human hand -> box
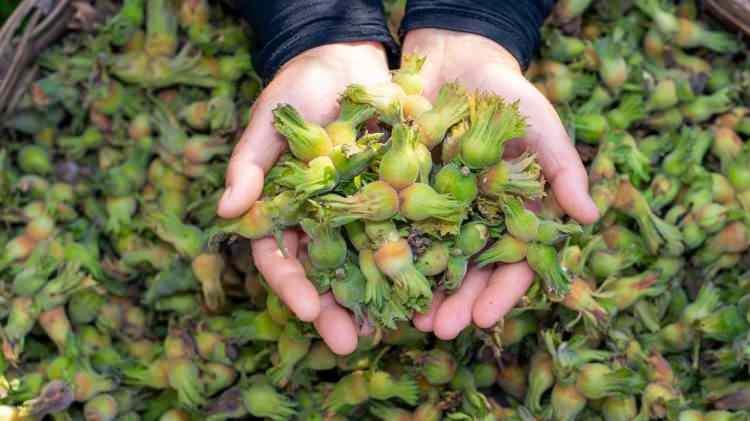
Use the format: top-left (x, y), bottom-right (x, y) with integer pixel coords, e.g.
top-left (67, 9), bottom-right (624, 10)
top-left (217, 42), bottom-right (392, 355)
top-left (403, 28), bottom-right (600, 340)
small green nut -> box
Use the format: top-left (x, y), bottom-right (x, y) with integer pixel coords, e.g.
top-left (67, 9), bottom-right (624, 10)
top-left (456, 222), bottom-right (489, 256)
top-left (416, 241), bottom-right (451, 276)
top-left (434, 163), bottom-right (478, 203)
top-left (18, 145), bottom-right (52, 175)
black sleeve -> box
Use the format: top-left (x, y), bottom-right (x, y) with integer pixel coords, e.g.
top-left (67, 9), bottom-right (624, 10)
top-left (235, 0), bottom-right (398, 80)
top-left (401, 0), bottom-right (554, 70)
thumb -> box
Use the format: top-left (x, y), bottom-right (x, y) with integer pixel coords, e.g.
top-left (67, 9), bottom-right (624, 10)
top-left (217, 101), bottom-right (287, 219)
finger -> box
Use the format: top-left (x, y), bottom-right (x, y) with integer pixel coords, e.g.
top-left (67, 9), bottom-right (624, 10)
top-left (251, 231), bottom-right (320, 322)
top-left (315, 293), bottom-right (358, 355)
top-left (217, 96), bottom-right (290, 218)
top-left (472, 262), bottom-right (534, 328)
top-left (413, 291), bottom-right (446, 332)
top-left (434, 266), bottom-right (492, 340)
top-left (518, 92), bottom-right (599, 224)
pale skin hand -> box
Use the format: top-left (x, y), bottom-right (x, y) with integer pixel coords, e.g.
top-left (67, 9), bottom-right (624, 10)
top-left (218, 31), bottom-right (600, 353)
top-left (405, 28), bottom-right (600, 340)
top-left (217, 42), bottom-right (392, 355)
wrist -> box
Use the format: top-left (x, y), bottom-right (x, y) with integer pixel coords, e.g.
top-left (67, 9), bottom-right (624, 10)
top-left (403, 29), bottom-right (522, 74)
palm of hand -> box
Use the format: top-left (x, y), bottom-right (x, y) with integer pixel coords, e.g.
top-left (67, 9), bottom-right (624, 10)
top-left (219, 42), bottom-right (392, 219)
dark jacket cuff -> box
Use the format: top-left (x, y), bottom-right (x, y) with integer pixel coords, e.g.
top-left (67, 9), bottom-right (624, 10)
top-left (236, 0), bottom-right (398, 80)
top-left (400, 0), bottom-right (553, 70)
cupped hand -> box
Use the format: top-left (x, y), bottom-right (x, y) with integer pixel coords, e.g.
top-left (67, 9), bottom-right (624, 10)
top-left (217, 42), bottom-right (392, 355)
top-left (404, 29), bottom-right (600, 340)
